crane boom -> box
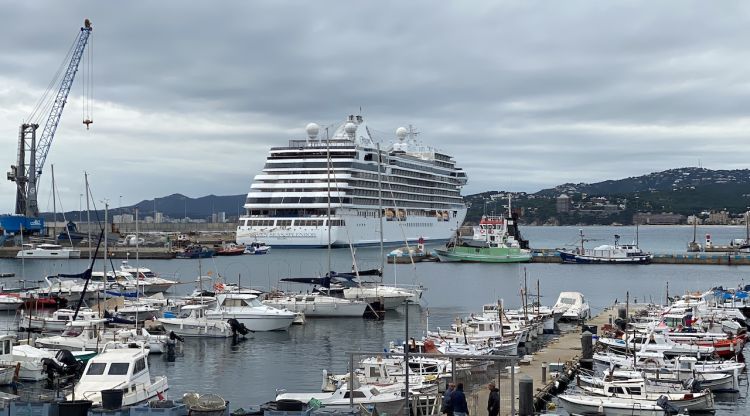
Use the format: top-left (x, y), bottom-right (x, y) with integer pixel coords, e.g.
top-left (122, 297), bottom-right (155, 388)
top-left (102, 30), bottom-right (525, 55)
top-left (7, 19), bottom-right (92, 218)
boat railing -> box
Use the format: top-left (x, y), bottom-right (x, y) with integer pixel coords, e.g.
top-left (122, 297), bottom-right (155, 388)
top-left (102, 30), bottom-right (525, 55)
top-left (286, 139), bottom-right (355, 148)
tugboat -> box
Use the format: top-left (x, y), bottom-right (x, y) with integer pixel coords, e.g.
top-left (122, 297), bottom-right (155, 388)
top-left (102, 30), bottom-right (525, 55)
top-left (558, 230), bottom-right (652, 264)
top-left (434, 198), bottom-right (531, 263)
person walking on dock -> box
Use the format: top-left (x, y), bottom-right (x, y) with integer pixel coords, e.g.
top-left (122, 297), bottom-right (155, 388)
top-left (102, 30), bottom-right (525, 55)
top-left (487, 383), bottom-right (500, 416)
top-left (452, 383), bottom-right (469, 416)
top-left (441, 382), bottom-right (455, 416)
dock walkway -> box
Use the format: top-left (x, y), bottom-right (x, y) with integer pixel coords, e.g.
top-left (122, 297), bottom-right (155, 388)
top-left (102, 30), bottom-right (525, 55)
top-left (465, 303), bottom-right (646, 416)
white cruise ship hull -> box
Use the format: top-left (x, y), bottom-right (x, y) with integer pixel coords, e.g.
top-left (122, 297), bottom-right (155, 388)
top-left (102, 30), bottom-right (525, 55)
top-left (237, 208), bottom-right (466, 248)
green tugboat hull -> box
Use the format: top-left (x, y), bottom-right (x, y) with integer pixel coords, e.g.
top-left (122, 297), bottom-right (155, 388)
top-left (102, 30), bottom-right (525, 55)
top-left (434, 246), bottom-right (532, 263)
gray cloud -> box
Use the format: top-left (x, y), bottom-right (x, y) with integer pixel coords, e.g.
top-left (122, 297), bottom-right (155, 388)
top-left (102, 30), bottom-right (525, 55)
top-left (2, 1), bottom-right (750, 212)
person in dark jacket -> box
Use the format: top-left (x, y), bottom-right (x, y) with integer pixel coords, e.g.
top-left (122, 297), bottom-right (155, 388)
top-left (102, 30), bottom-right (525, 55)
top-left (441, 382), bottom-right (455, 415)
top-left (452, 383), bottom-right (469, 416)
top-left (487, 383), bottom-right (500, 416)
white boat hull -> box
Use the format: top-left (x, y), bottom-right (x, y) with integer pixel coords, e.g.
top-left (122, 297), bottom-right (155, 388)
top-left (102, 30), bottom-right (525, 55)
top-left (206, 312), bottom-right (294, 331)
top-left (263, 299), bottom-right (366, 317)
top-left (158, 318), bottom-right (233, 338)
top-left (237, 207), bottom-right (467, 248)
top-left (16, 249), bottom-right (81, 259)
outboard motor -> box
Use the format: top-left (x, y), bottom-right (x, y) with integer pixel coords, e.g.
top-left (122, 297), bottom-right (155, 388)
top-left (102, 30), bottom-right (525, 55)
top-left (42, 349), bottom-right (84, 387)
top-left (166, 331), bottom-right (184, 362)
top-left (656, 395), bottom-right (680, 414)
top-left (228, 318), bottom-right (250, 337)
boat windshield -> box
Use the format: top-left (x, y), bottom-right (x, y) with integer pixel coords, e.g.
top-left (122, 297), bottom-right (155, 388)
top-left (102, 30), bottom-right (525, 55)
top-left (62, 326), bottom-right (83, 337)
top-left (87, 363), bottom-right (106, 375)
top-left (560, 298), bottom-right (576, 305)
top-left (108, 363), bottom-right (130, 375)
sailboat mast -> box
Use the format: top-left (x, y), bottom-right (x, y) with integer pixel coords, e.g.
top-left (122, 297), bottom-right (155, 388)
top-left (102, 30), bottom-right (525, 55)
top-left (377, 142), bottom-right (384, 280)
top-left (51, 164), bottom-right (57, 241)
top-left (103, 202), bottom-right (108, 292)
top-left (85, 173), bottom-right (92, 261)
top-left (135, 207), bottom-right (140, 328)
top-left (523, 268), bottom-right (528, 322)
top-left (326, 127), bottom-right (332, 275)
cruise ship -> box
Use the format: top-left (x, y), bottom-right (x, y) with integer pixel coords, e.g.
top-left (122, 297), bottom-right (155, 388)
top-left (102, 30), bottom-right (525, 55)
top-left (236, 115), bottom-right (468, 247)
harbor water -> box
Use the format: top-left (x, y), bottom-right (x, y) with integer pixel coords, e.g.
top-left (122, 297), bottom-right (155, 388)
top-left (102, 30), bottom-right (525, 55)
top-left (0, 225), bottom-right (748, 414)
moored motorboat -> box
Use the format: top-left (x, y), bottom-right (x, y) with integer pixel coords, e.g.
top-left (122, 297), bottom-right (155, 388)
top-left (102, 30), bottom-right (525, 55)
top-left (205, 293), bottom-right (295, 331)
top-left (553, 292), bottom-right (590, 322)
top-left (158, 304), bottom-right (234, 338)
top-left (558, 230), bottom-right (652, 264)
top-left (16, 243), bottom-right (81, 259)
top-left (244, 241), bottom-right (270, 255)
top-left (262, 293), bottom-right (367, 317)
top-left (175, 245), bottom-right (214, 259)
top-left (68, 342), bottom-right (168, 407)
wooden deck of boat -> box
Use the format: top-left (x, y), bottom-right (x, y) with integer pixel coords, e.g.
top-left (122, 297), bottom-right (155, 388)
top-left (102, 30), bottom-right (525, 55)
top-left (463, 303), bottom-right (648, 416)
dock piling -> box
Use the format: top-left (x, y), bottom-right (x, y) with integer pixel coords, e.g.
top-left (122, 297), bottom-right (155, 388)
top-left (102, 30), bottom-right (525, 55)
top-left (541, 362), bottom-right (547, 384)
top-left (518, 375), bottom-right (533, 416)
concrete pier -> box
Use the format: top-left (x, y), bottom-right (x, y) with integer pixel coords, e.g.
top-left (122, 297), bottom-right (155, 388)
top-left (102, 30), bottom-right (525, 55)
top-left (463, 303), bottom-right (648, 416)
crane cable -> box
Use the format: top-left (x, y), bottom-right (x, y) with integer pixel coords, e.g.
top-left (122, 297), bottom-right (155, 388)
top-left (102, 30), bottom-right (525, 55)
top-left (28, 31), bottom-right (80, 125)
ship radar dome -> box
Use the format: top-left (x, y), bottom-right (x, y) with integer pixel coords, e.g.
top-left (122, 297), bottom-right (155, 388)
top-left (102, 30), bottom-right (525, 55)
top-left (306, 123), bottom-right (320, 140)
top-left (344, 122), bottom-right (357, 136)
top-left (396, 127), bottom-right (408, 140)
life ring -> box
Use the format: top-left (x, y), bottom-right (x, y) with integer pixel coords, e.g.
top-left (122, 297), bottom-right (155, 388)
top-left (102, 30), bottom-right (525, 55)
top-left (489, 229), bottom-right (494, 234)
top-left (480, 230), bottom-right (486, 234)
top-left (214, 283), bottom-right (225, 292)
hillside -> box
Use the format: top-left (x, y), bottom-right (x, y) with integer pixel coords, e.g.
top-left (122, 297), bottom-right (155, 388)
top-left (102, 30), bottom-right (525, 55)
top-left (42, 167), bottom-right (750, 226)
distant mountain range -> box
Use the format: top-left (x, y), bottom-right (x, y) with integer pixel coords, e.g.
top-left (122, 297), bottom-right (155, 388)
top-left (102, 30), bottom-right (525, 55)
top-left (43, 167), bottom-right (750, 225)
top-left (129, 193), bottom-right (246, 220)
top-left (536, 167), bottom-right (750, 197)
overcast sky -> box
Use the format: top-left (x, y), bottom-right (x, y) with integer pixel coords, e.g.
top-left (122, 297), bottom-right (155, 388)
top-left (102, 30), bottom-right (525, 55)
top-left (2, 1), bottom-right (750, 213)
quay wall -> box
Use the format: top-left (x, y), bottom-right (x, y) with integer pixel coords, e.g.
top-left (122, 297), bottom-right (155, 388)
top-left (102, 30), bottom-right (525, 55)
top-left (530, 249), bottom-right (750, 265)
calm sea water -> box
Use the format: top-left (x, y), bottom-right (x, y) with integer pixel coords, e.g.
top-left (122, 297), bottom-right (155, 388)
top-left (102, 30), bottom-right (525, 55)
top-left (0, 225), bottom-right (748, 414)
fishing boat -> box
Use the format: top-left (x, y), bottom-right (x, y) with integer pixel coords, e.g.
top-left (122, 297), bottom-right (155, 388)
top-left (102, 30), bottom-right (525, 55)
top-left (434, 204), bottom-right (531, 263)
top-left (387, 238), bottom-right (430, 264)
top-left (35, 320), bottom-right (167, 354)
top-left (262, 293), bottom-right (367, 318)
top-left (558, 390), bottom-right (714, 415)
top-left (158, 304), bottom-right (234, 338)
top-left (69, 343), bottom-right (168, 407)
top-left (276, 382), bottom-right (405, 414)
top-left (16, 243), bottom-right (81, 259)
top-left (244, 241), bottom-right (271, 255)
top-left (19, 308), bottom-right (100, 332)
top-left (215, 243), bottom-right (246, 256)
top-left (175, 245), bottom-right (214, 259)
top-left (119, 262), bottom-right (177, 293)
top-left (558, 230), bottom-right (652, 264)
top-left (552, 292), bottom-right (590, 322)
top-left (4, 343), bottom-right (93, 382)
top-left (205, 293), bottom-right (296, 331)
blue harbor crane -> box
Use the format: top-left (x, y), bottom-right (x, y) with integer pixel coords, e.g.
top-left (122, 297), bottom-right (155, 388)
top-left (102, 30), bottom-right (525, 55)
top-left (3, 19), bottom-right (93, 235)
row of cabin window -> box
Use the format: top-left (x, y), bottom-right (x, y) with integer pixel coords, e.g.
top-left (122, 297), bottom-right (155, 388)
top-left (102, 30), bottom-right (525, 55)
top-left (86, 358), bottom-right (146, 376)
top-left (242, 219), bottom-right (345, 227)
